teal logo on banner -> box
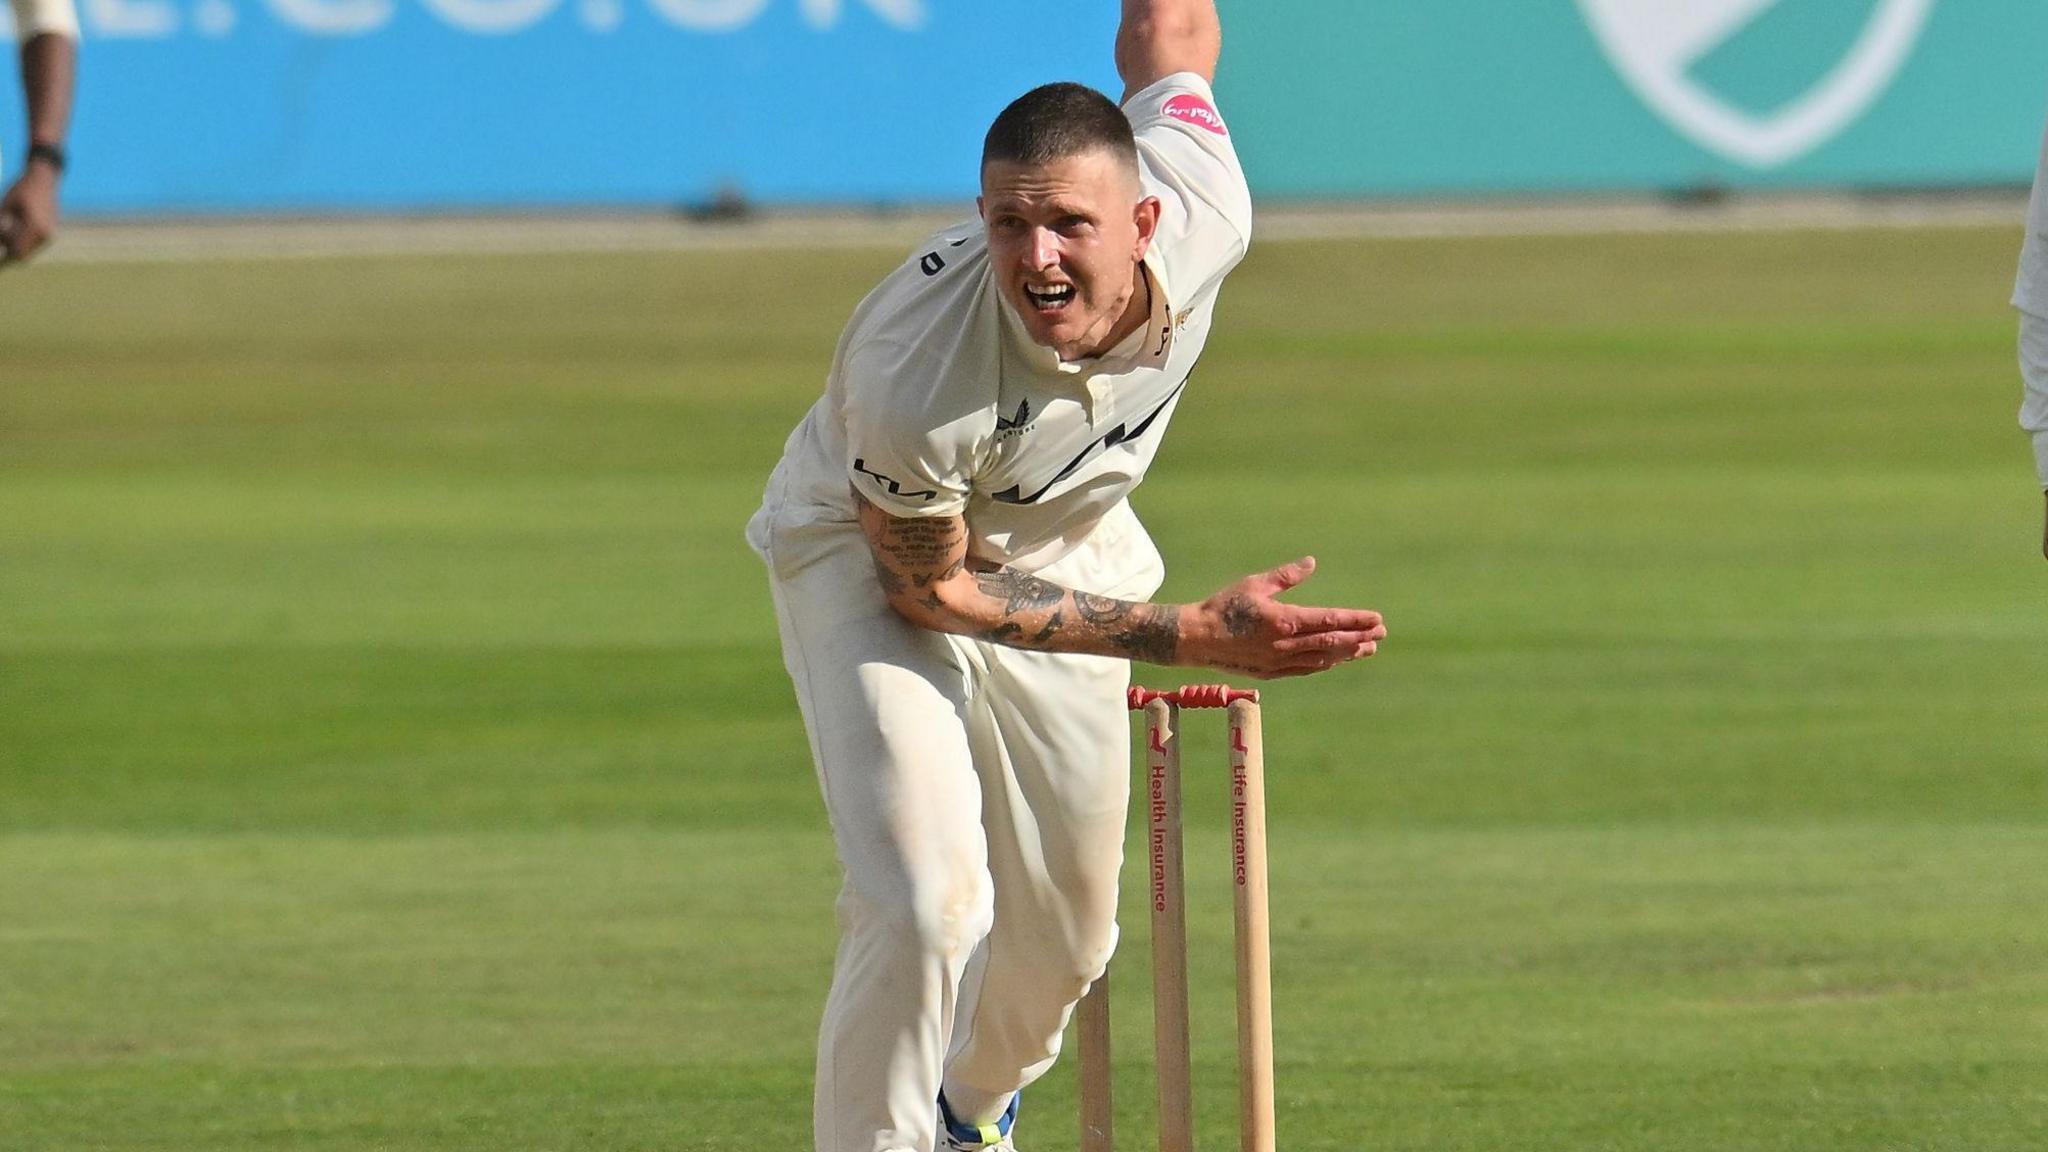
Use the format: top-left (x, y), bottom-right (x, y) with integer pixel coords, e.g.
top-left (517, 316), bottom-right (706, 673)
top-left (1577, 0), bottom-right (1934, 167)
top-left (1220, 1), bottom-right (2046, 199)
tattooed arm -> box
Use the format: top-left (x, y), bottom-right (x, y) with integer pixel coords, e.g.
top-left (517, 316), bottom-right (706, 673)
top-left (855, 489), bottom-right (1386, 677)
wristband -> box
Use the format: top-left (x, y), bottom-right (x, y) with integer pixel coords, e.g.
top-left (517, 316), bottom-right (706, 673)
top-left (26, 141), bottom-right (66, 174)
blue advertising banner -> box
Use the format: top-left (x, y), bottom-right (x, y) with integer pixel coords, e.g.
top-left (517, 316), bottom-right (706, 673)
top-left (4, 0), bottom-right (2047, 212)
top-left (2, 1), bottom-right (1121, 212)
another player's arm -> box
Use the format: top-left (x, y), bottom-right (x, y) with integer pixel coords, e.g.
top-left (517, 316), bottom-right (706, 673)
top-left (855, 491), bottom-right (1383, 677)
top-left (2, 0), bottom-right (79, 263)
top-left (1115, 0), bottom-right (1221, 101)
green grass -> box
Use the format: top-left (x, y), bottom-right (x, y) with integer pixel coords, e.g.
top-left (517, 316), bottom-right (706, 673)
top-left (2, 226), bottom-right (2045, 1149)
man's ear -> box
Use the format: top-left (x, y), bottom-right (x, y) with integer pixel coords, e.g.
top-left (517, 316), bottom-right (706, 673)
top-left (976, 195), bottom-right (987, 222)
top-left (1133, 195), bottom-right (1162, 260)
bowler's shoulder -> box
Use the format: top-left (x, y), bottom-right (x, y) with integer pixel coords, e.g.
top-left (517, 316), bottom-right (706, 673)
top-left (1124, 72), bottom-right (1252, 246)
top-left (846, 221), bottom-right (993, 350)
top-left (837, 221), bottom-right (1004, 423)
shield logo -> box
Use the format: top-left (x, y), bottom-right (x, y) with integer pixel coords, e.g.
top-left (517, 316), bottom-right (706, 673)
top-left (1576, 0), bottom-right (1934, 168)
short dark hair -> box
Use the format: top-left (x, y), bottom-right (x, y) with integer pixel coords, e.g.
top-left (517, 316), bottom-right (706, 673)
top-left (982, 82), bottom-right (1139, 176)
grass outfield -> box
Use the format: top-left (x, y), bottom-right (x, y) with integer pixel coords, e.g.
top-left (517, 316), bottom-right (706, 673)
top-left (3, 225), bottom-right (2046, 1150)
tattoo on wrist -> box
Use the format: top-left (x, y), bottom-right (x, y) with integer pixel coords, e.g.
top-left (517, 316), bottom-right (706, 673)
top-left (1109, 603), bottom-right (1179, 664)
top-left (1073, 592), bottom-right (1176, 660)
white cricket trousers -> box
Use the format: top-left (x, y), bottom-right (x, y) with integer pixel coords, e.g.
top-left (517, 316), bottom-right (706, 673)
top-left (758, 509), bottom-right (1161, 1152)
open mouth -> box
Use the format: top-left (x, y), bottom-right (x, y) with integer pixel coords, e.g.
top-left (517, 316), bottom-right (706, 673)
top-left (1023, 283), bottom-right (1076, 313)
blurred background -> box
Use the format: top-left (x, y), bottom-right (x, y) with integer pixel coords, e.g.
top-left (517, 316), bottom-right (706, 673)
top-left (8, 0), bottom-right (2047, 213)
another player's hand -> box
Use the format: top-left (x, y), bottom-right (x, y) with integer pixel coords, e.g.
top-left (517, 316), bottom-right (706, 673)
top-left (1182, 556), bottom-right (1385, 679)
top-left (0, 165), bottom-right (61, 265)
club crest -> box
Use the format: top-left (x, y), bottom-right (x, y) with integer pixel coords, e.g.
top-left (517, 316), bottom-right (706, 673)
top-left (1576, 0), bottom-right (1934, 168)
top-left (994, 398), bottom-right (1034, 441)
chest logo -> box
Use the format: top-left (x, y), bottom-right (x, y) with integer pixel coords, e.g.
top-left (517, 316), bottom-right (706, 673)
top-left (989, 373), bottom-right (1192, 506)
top-left (993, 398), bottom-right (1035, 441)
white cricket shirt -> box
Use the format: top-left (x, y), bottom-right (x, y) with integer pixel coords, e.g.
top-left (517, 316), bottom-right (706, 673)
top-left (749, 72), bottom-right (1252, 585)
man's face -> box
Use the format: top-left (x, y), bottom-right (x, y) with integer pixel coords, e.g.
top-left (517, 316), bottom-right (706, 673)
top-left (979, 148), bottom-right (1160, 360)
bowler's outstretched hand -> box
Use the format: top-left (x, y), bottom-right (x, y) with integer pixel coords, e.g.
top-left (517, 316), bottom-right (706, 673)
top-left (1182, 556), bottom-right (1385, 680)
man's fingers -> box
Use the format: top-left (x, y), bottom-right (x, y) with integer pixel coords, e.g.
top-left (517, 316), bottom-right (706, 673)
top-left (1248, 554), bottom-right (1315, 596)
top-left (1272, 629), bottom-right (1383, 655)
top-left (1262, 640), bottom-right (1377, 678)
top-left (1265, 650), bottom-right (1370, 678)
top-left (1277, 554), bottom-right (1315, 589)
top-left (1276, 606), bottom-right (1384, 635)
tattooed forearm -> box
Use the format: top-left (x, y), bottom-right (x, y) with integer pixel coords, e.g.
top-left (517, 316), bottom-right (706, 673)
top-left (855, 490), bottom-right (1182, 663)
top-left (1108, 603), bottom-right (1179, 664)
top-left (1066, 590), bottom-right (1179, 661)
top-left (974, 569), bottom-right (1066, 616)
top-left (1073, 591), bottom-right (1134, 626)
top-left (979, 622), bottom-right (1025, 645)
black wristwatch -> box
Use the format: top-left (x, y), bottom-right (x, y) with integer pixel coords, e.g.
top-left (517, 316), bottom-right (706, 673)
top-left (26, 141), bottom-right (66, 175)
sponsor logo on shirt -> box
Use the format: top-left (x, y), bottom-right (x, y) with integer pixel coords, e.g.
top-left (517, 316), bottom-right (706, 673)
top-left (1162, 93), bottom-right (1227, 136)
top-left (852, 458), bottom-right (936, 502)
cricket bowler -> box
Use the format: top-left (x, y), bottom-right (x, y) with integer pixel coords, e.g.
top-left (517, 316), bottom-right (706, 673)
top-left (746, 2), bottom-right (1387, 1148)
